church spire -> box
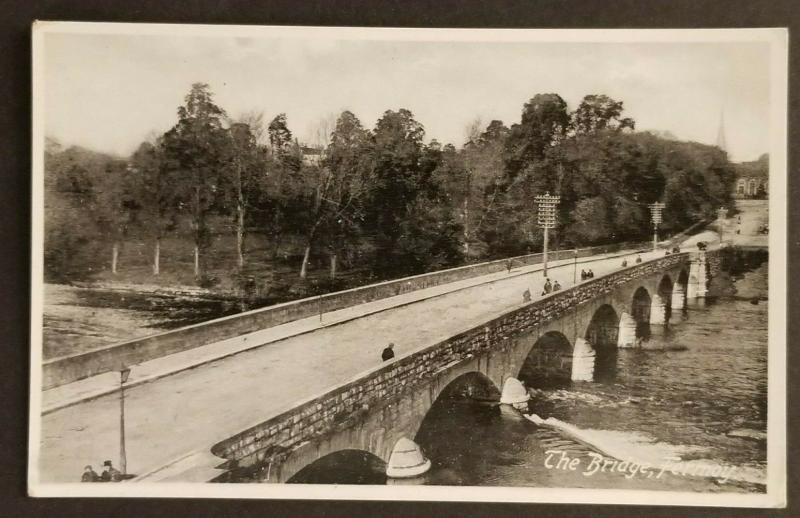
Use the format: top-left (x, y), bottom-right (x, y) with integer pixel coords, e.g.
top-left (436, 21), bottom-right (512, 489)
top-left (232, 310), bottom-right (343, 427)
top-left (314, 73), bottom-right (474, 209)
top-left (716, 109), bottom-right (727, 152)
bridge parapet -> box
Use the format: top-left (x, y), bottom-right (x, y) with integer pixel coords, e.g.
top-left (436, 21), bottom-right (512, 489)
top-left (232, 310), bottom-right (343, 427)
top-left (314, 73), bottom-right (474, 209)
top-left (43, 242), bottom-right (651, 389)
top-left (209, 252), bottom-right (691, 478)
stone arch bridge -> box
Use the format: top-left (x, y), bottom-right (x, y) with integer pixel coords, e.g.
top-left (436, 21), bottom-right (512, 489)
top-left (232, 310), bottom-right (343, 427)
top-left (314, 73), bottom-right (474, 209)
top-left (201, 251), bottom-right (717, 483)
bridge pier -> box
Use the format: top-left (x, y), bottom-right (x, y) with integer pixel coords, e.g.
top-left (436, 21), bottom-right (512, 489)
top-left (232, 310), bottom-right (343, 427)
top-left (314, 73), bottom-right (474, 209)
top-left (671, 285), bottom-right (686, 310)
top-left (571, 338), bottom-right (595, 381)
top-left (649, 293), bottom-right (668, 334)
top-left (500, 377), bottom-right (530, 410)
top-left (386, 437), bottom-right (431, 479)
top-left (687, 254), bottom-right (708, 299)
top-left (617, 312), bottom-right (637, 348)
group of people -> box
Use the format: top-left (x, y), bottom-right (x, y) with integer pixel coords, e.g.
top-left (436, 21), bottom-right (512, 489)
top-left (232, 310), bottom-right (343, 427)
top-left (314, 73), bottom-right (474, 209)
top-left (81, 460), bottom-right (122, 482)
top-left (579, 269), bottom-right (595, 281)
top-left (622, 255), bottom-right (644, 267)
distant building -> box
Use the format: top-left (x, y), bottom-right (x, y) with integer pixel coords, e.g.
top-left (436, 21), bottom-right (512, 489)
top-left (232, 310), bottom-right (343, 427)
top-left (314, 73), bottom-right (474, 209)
top-left (300, 146), bottom-right (324, 166)
top-left (733, 154), bottom-right (769, 199)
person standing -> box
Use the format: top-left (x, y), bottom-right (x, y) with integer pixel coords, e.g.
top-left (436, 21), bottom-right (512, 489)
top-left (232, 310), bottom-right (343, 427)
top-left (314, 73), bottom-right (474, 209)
top-left (553, 280), bottom-right (561, 291)
top-left (381, 343), bottom-right (395, 362)
top-left (543, 278), bottom-right (553, 294)
top-left (523, 288), bottom-right (531, 302)
top-left (81, 465), bottom-right (99, 482)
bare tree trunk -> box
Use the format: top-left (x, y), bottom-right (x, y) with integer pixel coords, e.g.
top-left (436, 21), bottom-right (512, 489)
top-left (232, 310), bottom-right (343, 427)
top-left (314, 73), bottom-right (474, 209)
top-left (236, 203), bottom-right (245, 270)
top-left (463, 175), bottom-right (470, 256)
top-left (111, 243), bottom-right (119, 274)
top-left (330, 252), bottom-right (337, 279)
top-left (300, 244), bottom-right (311, 279)
top-left (194, 244), bottom-right (200, 277)
top-left (153, 238), bottom-right (160, 275)
top-left (236, 159), bottom-right (245, 270)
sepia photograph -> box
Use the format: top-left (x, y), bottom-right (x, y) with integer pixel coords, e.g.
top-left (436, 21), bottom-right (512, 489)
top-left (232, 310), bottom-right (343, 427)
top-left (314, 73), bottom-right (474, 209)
top-left (29, 23), bottom-right (787, 506)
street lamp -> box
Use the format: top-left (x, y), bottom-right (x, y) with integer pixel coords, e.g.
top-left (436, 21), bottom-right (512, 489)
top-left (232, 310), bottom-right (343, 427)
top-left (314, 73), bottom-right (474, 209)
top-left (119, 367), bottom-right (131, 476)
top-left (648, 202), bottom-right (665, 251)
top-left (717, 207), bottom-right (729, 246)
top-left (534, 192), bottom-right (560, 276)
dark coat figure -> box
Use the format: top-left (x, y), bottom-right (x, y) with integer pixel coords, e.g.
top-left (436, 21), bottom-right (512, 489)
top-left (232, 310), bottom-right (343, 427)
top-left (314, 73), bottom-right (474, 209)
top-left (81, 465), bottom-right (99, 482)
top-left (588, 270), bottom-right (594, 278)
top-left (553, 280), bottom-right (561, 291)
top-left (522, 288), bottom-right (531, 302)
top-left (621, 259), bottom-right (628, 267)
top-left (580, 269), bottom-right (587, 280)
top-left (543, 278), bottom-right (553, 294)
top-left (381, 343), bottom-right (395, 362)
top-left (100, 460), bottom-right (122, 482)
top-left (506, 260), bottom-right (513, 274)
top-left (635, 255), bottom-right (642, 264)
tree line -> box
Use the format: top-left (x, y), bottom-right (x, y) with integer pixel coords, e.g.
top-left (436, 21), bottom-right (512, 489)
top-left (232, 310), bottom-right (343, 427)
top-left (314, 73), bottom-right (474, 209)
top-left (44, 84), bottom-right (736, 293)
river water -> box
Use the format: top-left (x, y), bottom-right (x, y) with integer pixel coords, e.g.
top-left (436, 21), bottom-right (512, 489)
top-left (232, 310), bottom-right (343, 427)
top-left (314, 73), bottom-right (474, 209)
top-left (414, 264), bottom-right (768, 493)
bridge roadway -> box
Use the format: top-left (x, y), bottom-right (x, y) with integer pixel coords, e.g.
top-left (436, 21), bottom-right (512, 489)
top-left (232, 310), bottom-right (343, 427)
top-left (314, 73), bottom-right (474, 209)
top-left (36, 244), bottom-right (703, 483)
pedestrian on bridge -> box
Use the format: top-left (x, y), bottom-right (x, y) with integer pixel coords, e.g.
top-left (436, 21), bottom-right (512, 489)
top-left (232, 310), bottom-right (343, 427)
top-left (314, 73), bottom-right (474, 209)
top-left (81, 465), bottom-right (99, 482)
top-left (100, 460), bottom-right (122, 482)
top-left (506, 260), bottom-right (513, 274)
top-left (621, 259), bottom-right (628, 267)
top-left (522, 288), bottom-right (531, 302)
top-left (636, 255), bottom-right (642, 264)
top-left (580, 269), bottom-right (587, 281)
top-left (553, 280), bottom-right (562, 292)
top-left (587, 269), bottom-right (594, 278)
top-left (382, 343), bottom-right (395, 362)
top-left (542, 278), bottom-right (553, 295)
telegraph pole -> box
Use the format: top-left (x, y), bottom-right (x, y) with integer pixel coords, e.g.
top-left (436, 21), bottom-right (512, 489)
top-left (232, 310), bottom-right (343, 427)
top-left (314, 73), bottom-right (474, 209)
top-left (648, 202), bottom-right (665, 251)
top-left (717, 206), bottom-right (729, 246)
top-left (535, 192), bottom-right (560, 276)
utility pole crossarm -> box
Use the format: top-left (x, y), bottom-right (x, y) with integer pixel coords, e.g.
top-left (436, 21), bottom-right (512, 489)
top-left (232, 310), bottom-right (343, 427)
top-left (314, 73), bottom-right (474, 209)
top-left (534, 192), bottom-right (560, 276)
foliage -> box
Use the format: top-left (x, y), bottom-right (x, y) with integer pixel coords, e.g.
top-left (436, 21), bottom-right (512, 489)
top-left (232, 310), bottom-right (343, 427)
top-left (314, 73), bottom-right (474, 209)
top-left (42, 85), bottom-right (739, 295)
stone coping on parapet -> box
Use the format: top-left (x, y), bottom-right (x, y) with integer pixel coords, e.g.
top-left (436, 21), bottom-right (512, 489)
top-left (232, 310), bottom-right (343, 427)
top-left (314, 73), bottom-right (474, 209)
top-left (42, 246), bottom-right (652, 415)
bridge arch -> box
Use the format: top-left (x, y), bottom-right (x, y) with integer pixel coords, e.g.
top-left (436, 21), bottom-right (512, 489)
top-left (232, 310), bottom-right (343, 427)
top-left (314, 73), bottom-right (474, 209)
top-left (518, 331), bottom-right (573, 389)
top-left (584, 304), bottom-right (619, 382)
top-left (286, 449), bottom-right (387, 484)
top-left (430, 371), bottom-right (501, 403)
top-left (631, 286), bottom-right (651, 338)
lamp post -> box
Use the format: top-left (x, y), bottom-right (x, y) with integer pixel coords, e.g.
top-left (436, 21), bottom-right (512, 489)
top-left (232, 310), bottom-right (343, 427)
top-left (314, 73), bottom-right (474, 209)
top-left (717, 207), bottom-right (729, 246)
top-left (534, 192), bottom-right (560, 276)
top-left (648, 202), bottom-right (665, 251)
top-left (119, 367), bottom-right (131, 476)
top-left (573, 247), bottom-right (578, 284)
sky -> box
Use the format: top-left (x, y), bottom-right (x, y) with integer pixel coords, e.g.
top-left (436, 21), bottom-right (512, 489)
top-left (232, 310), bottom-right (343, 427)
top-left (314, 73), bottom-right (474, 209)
top-left (41, 29), bottom-right (772, 162)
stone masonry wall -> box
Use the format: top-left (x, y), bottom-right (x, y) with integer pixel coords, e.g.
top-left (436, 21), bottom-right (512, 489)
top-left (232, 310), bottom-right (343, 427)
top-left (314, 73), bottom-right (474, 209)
top-left (210, 253), bottom-right (689, 470)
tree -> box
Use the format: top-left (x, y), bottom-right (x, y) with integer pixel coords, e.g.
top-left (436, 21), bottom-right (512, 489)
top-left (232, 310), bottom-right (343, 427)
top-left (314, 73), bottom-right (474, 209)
top-left (365, 109), bottom-right (427, 273)
top-left (572, 94), bottom-right (635, 134)
top-left (226, 122), bottom-right (263, 270)
top-left (162, 82), bottom-right (230, 279)
top-left (312, 110), bottom-right (373, 279)
top-left (457, 120), bottom-right (510, 257)
top-left (504, 93), bottom-right (571, 180)
top-left (129, 139), bottom-right (170, 275)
